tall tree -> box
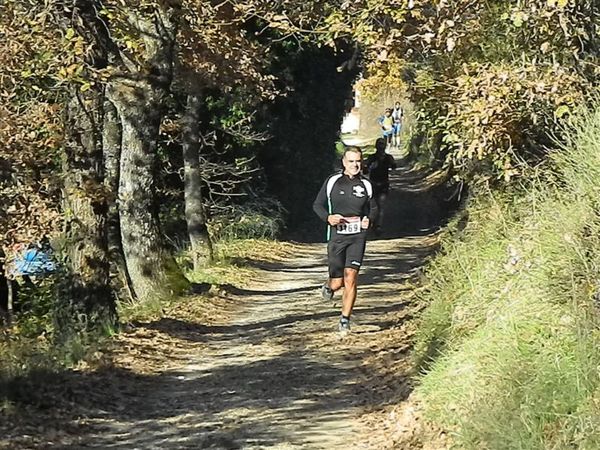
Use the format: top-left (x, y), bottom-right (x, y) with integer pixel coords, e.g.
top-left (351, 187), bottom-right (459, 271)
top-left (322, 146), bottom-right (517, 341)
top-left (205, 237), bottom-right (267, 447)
top-left (102, 98), bottom-right (136, 301)
top-left (105, 4), bottom-right (190, 301)
top-left (182, 93), bottom-right (213, 269)
top-left (56, 86), bottom-right (115, 333)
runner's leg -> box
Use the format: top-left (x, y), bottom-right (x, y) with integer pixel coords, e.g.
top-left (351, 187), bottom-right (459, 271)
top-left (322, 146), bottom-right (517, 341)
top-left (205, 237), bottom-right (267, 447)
top-left (341, 267), bottom-right (359, 317)
top-left (340, 236), bottom-right (366, 317)
top-left (329, 277), bottom-right (344, 291)
top-left (327, 238), bottom-right (347, 293)
top-left (385, 131), bottom-right (392, 152)
top-left (376, 190), bottom-right (388, 229)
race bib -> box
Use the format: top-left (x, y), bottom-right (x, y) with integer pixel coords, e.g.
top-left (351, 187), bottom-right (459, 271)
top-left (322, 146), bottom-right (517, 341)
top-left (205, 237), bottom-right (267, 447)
top-left (336, 216), bottom-right (361, 235)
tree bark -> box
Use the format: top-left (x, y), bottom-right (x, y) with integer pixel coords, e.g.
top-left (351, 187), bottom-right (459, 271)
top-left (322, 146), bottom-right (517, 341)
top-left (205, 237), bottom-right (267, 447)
top-left (102, 98), bottom-right (136, 301)
top-left (108, 79), bottom-right (188, 301)
top-left (106, 8), bottom-right (188, 301)
top-left (0, 249), bottom-right (10, 324)
top-left (183, 93), bottom-right (214, 269)
top-left (57, 86), bottom-right (115, 334)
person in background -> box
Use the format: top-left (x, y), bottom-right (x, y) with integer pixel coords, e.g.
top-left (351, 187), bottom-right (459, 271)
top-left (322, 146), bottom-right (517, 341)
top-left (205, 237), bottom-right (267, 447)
top-left (391, 101), bottom-right (404, 148)
top-left (364, 137), bottom-right (397, 234)
top-left (377, 108), bottom-right (394, 149)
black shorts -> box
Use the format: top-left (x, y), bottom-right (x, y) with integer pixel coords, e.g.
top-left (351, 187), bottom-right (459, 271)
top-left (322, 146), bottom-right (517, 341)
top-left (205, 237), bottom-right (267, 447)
top-left (327, 233), bottom-right (367, 278)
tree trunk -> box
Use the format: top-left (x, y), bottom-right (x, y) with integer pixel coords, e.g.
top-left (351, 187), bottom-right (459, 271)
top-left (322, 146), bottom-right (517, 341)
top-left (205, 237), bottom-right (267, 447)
top-left (106, 7), bottom-right (188, 302)
top-left (0, 249), bottom-right (10, 324)
top-left (183, 93), bottom-right (214, 270)
top-left (102, 98), bottom-right (136, 301)
top-left (57, 86), bottom-right (115, 334)
top-left (108, 79), bottom-right (188, 301)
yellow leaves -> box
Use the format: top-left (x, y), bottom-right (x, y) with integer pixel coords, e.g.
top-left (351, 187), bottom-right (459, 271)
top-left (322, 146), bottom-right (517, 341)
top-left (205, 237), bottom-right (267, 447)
top-left (540, 42), bottom-right (551, 54)
top-left (502, 170), bottom-right (517, 183)
top-left (547, 0), bottom-right (569, 8)
top-left (64, 28), bottom-right (76, 41)
top-left (446, 37), bottom-right (456, 52)
top-left (554, 105), bottom-right (570, 120)
top-left (511, 11), bottom-right (529, 28)
top-left (432, 61), bottom-right (586, 182)
top-left (58, 64), bottom-right (83, 80)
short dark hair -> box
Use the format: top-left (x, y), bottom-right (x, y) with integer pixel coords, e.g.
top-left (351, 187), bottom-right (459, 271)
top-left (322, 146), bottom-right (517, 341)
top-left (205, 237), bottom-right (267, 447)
top-left (375, 138), bottom-right (386, 151)
top-left (343, 146), bottom-right (362, 158)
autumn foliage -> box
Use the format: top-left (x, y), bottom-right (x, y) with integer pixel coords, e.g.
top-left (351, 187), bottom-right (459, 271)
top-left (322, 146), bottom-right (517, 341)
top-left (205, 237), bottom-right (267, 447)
top-left (0, 1), bottom-right (65, 248)
top-left (323, 0), bottom-right (598, 181)
top-left (1, 0), bottom-right (597, 329)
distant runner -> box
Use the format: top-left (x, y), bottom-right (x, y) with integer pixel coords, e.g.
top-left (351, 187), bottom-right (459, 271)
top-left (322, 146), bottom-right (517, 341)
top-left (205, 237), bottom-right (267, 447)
top-left (313, 147), bottom-right (378, 335)
top-left (377, 108), bottom-right (394, 149)
top-left (364, 138), bottom-right (397, 234)
top-left (391, 101), bottom-right (404, 149)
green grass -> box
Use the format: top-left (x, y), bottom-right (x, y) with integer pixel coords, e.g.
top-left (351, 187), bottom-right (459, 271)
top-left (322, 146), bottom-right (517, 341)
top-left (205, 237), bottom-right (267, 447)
top-left (336, 137), bottom-right (377, 159)
top-left (414, 104), bottom-right (600, 449)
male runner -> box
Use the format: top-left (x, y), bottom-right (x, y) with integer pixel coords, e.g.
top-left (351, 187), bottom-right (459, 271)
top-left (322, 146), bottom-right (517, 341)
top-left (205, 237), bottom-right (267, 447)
top-left (391, 101), bottom-right (404, 148)
top-left (364, 138), bottom-right (397, 233)
top-left (313, 147), bottom-right (378, 335)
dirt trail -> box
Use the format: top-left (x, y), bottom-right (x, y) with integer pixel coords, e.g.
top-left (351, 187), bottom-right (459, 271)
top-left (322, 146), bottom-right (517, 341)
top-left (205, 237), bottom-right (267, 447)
top-left (80, 243), bottom-right (420, 449)
top-left (2, 147), bottom-right (452, 449)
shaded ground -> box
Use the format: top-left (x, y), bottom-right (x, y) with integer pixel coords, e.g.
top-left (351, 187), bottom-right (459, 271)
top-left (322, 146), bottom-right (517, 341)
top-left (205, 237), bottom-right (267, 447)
top-left (1, 147), bottom-right (454, 449)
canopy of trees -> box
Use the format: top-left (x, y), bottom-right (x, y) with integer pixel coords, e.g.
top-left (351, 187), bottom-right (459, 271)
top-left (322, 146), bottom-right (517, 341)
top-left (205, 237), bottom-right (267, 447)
top-left (329, 0), bottom-right (598, 181)
top-left (1, 0), bottom-right (596, 336)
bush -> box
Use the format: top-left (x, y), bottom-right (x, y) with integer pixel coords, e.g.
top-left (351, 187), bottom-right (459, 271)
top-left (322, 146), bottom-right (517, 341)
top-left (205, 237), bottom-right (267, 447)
top-left (208, 197), bottom-right (286, 241)
top-left (414, 103), bottom-right (600, 449)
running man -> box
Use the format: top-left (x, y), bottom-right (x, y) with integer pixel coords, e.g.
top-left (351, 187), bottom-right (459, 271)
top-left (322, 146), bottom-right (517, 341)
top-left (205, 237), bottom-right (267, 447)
top-left (364, 138), bottom-right (397, 234)
top-left (377, 108), bottom-right (394, 149)
top-left (313, 147), bottom-right (378, 335)
top-left (391, 101), bottom-right (404, 148)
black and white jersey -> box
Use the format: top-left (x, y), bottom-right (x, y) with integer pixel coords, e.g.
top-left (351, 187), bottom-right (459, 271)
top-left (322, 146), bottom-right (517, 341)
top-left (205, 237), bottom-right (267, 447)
top-left (313, 173), bottom-right (378, 239)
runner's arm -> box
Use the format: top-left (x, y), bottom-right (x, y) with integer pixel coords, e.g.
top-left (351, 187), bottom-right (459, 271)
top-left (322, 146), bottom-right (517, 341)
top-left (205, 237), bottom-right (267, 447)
top-left (367, 196), bottom-right (379, 225)
top-left (363, 156), bottom-right (373, 174)
top-left (389, 155), bottom-right (397, 170)
top-left (313, 180), bottom-right (330, 223)
top-left (366, 191), bottom-right (379, 226)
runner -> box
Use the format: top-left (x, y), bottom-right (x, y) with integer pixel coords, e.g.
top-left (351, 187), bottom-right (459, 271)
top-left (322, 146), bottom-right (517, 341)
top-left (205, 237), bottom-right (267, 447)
top-left (364, 138), bottom-right (397, 234)
top-left (313, 147), bottom-right (378, 336)
top-left (391, 101), bottom-right (404, 148)
top-left (377, 108), bottom-right (394, 149)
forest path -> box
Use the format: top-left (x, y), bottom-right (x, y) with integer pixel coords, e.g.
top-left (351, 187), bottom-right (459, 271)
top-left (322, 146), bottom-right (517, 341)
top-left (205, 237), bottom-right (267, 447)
top-left (72, 146), bottom-right (447, 449)
top-left (2, 146), bottom-right (450, 449)
top-left (80, 237), bottom-right (430, 449)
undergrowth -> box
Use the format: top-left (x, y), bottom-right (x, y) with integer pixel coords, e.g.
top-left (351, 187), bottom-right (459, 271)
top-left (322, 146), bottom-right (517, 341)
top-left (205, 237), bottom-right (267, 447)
top-left (1, 238), bottom-right (293, 408)
top-left (414, 105), bottom-right (600, 448)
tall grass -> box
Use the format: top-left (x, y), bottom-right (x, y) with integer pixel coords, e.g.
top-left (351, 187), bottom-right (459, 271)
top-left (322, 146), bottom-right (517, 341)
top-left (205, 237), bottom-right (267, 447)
top-left (414, 105), bottom-right (600, 449)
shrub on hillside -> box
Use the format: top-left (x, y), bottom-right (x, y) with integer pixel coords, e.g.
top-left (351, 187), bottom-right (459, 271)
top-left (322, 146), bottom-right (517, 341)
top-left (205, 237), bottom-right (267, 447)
top-left (414, 104), bottom-right (600, 449)
top-left (209, 197), bottom-right (285, 241)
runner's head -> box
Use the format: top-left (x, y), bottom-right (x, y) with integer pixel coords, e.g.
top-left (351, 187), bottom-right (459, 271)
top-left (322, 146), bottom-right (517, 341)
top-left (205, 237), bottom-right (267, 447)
top-left (342, 147), bottom-right (362, 177)
top-left (384, 108), bottom-right (392, 116)
top-left (394, 101), bottom-right (401, 109)
top-left (375, 138), bottom-right (386, 153)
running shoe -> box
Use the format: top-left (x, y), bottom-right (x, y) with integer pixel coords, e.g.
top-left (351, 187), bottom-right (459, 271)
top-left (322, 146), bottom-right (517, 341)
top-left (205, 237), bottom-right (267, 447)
top-left (321, 283), bottom-right (334, 301)
top-left (338, 317), bottom-right (351, 336)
